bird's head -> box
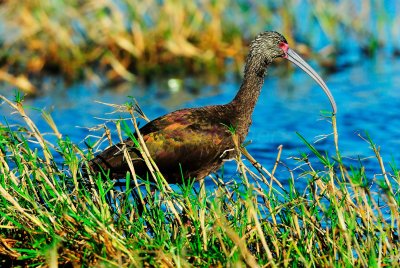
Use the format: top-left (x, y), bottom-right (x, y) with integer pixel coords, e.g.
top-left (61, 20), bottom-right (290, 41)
top-left (250, 31), bottom-right (337, 114)
top-left (249, 31), bottom-right (288, 63)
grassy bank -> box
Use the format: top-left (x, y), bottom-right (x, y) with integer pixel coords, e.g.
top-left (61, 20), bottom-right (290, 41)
top-left (0, 0), bottom-right (399, 94)
top-left (0, 94), bottom-right (399, 267)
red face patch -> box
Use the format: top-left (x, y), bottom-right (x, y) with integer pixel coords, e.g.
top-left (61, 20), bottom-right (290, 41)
top-left (279, 42), bottom-right (289, 58)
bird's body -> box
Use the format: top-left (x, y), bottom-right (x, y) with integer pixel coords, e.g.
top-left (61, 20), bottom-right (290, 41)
top-left (88, 101), bottom-right (254, 183)
top-left (88, 31), bottom-right (336, 183)
top-left (89, 105), bottom-right (237, 183)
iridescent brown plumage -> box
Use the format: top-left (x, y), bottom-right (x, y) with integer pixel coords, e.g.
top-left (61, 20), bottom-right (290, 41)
top-left (87, 31), bottom-right (337, 183)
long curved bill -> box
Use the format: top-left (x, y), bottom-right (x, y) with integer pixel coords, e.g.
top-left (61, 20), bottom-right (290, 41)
top-left (285, 48), bottom-right (337, 114)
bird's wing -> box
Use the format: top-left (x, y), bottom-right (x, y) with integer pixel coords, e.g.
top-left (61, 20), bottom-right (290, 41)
top-left (88, 108), bottom-right (235, 182)
top-left (137, 109), bottom-right (235, 181)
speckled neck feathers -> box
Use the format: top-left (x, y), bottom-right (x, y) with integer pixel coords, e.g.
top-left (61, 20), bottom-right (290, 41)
top-left (227, 31), bottom-right (288, 141)
top-left (229, 45), bottom-right (269, 141)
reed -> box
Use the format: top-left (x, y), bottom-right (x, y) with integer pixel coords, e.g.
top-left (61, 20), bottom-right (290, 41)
top-left (0, 0), bottom-right (398, 93)
top-left (0, 94), bottom-right (398, 267)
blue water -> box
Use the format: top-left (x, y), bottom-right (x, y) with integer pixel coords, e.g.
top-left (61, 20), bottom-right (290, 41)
top-left (1, 57), bottom-right (399, 187)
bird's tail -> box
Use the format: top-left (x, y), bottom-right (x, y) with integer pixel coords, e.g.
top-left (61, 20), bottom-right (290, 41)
top-left (82, 142), bottom-right (143, 181)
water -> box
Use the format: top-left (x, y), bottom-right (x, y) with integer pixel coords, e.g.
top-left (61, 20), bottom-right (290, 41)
top-left (1, 57), bottom-right (399, 187)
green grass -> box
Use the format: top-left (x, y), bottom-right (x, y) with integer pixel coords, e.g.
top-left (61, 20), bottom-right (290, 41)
top-left (0, 94), bottom-right (399, 267)
top-left (0, 0), bottom-right (398, 94)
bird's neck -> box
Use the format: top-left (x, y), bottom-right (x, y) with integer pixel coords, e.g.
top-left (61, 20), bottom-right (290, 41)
top-left (229, 57), bottom-right (267, 141)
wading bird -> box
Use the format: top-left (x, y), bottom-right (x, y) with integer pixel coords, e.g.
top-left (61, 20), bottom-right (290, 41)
top-left (87, 31), bottom-right (336, 183)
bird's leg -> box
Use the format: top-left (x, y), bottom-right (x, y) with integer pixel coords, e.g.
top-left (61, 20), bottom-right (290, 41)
top-left (240, 146), bottom-right (284, 189)
top-left (240, 147), bottom-right (260, 167)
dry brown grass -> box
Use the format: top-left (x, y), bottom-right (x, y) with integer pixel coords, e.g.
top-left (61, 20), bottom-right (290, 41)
top-left (0, 94), bottom-right (398, 266)
top-left (0, 0), bottom-right (398, 94)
